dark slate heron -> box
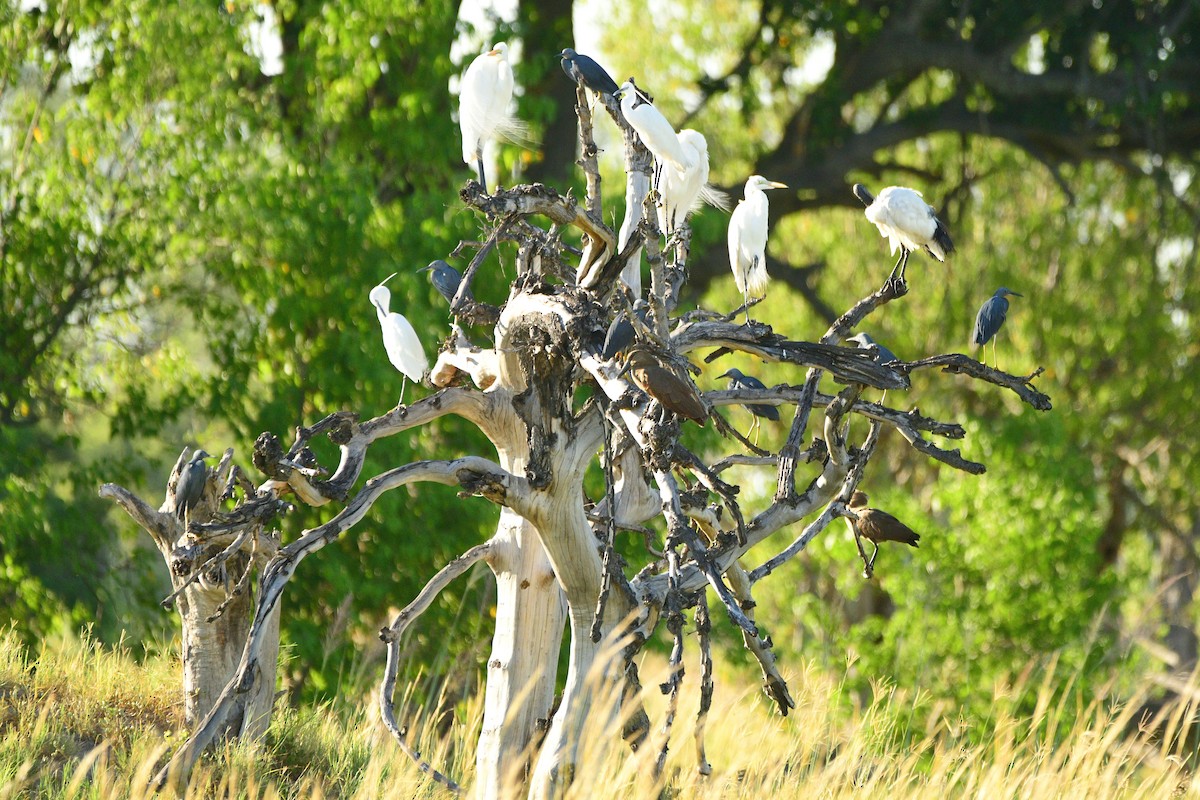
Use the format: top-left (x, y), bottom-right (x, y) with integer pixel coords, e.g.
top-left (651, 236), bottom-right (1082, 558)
top-left (972, 287), bottom-right (1022, 369)
top-left (559, 48), bottom-right (619, 96)
top-left (623, 345), bottom-right (707, 425)
top-left (846, 332), bottom-right (900, 364)
top-left (601, 301), bottom-right (649, 360)
top-left (418, 260), bottom-right (470, 307)
top-left (174, 449), bottom-right (212, 519)
top-left (848, 490), bottom-right (920, 574)
top-left (718, 368), bottom-right (779, 444)
top-left (853, 183), bottom-right (954, 293)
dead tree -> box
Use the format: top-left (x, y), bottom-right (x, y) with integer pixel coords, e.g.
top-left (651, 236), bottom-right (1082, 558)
top-left (135, 83), bottom-right (1052, 797)
top-left (100, 449), bottom-right (284, 742)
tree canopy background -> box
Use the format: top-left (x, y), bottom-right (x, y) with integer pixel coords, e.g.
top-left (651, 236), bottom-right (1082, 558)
top-left (1, 0), bottom-right (1197, 724)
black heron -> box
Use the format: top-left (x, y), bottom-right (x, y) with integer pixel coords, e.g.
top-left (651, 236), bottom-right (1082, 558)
top-left (174, 449), bottom-right (213, 518)
top-left (718, 368), bottom-right (779, 444)
top-left (559, 48), bottom-right (619, 96)
top-left (418, 260), bottom-right (471, 307)
top-left (972, 287), bottom-right (1022, 369)
top-left (846, 332), bottom-right (900, 364)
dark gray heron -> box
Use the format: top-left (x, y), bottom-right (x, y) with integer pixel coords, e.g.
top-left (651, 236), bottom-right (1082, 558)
top-left (846, 332), bottom-right (900, 364)
top-left (601, 301), bottom-right (649, 360)
top-left (972, 287), bottom-right (1022, 368)
top-left (174, 449), bottom-right (212, 518)
top-left (853, 183), bottom-right (954, 294)
top-left (848, 490), bottom-right (920, 574)
top-left (560, 48), bottom-right (619, 96)
top-left (718, 367), bottom-right (779, 445)
top-left (418, 260), bottom-right (470, 307)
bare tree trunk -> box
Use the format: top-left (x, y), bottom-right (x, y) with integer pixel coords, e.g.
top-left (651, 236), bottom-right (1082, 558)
top-left (475, 508), bottom-right (566, 798)
top-left (178, 576), bottom-right (281, 738)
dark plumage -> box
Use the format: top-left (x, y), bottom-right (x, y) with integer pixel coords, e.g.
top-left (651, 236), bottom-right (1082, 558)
top-left (560, 48), bottom-right (619, 96)
top-left (848, 491), bottom-right (920, 573)
top-left (418, 260), bottom-right (470, 306)
top-left (718, 368), bottom-right (780, 421)
top-left (624, 346), bottom-right (707, 424)
top-left (972, 287), bottom-right (1021, 347)
top-left (174, 449), bottom-right (212, 518)
top-left (601, 302), bottom-right (649, 360)
top-left (846, 332), bottom-right (900, 365)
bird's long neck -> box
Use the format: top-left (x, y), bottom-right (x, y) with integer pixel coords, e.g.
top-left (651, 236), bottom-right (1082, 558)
top-left (745, 188), bottom-right (769, 212)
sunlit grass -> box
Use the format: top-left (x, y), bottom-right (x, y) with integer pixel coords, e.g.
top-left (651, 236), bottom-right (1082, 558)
top-left (0, 629), bottom-right (1194, 798)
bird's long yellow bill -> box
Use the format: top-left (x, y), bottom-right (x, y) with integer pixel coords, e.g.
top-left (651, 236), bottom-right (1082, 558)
top-left (767, 181), bottom-right (788, 189)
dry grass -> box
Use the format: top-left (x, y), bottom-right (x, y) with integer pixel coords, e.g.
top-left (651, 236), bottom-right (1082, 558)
top-left (0, 629), bottom-right (1196, 799)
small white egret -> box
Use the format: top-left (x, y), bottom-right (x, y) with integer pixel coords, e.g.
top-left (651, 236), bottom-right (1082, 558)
top-left (369, 273), bottom-right (428, 405)
top-left (459, 42), bottom-right (525, 187)
top-left (728, 175), bottom-right (787, 322)
top-left (657, 129), bottom-right (729, 233)
top-left (853, 184), bottom-right (954, 293)
top-left (614, 80), bottom-right (692, 172)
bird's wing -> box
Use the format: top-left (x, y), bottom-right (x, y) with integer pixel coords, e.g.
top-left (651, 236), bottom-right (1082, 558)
top-left (882, 189), bottom-right (938, 248)
top-left (728, 202), bottom-right (748, 290)
top-left (972, 297), bottom-right (1008, 346)
top-left (383, 313), bottom-right (429, 381)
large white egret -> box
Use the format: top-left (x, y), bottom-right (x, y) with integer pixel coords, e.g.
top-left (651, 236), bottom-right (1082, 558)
top-left (614, 80), bottom-right (692, 172)
top-left (853, 184), bottom-right (954, 293)
top-left (369, 273), bottom-right (428, 405)
top-left (657, 129), bottom-right (729, 233)
top-left (459, 42), bottom-right (524, 187)
top-left (727, 175), bottom-right (787, 322)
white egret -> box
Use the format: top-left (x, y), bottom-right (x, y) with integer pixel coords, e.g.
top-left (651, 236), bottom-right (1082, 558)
top-left (459, 42), bottom-right (525, 187)
top-left (853, 184), bottom-right (954, 293)
top-left (657, 129), bottom-right (729, 233)
top-left (614, 80), bottom-right (692, 172)
top-left (727, 175), bottom-right (787, 322)
top-left (369, 273), bottom-right (428, 405)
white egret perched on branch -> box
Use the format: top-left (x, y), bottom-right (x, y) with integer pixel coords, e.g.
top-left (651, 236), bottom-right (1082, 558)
top-left (369, 273), bottom-right (428, 405)
top-left (657, 129), bottom-right (729, 234)
top-left (459, 42), bottom-right (525, 187)
top-left (614, 80), bottom-right (692, 172)
top-left (728, 175), bottom-right (788, 322)
top-left (853, 183), bottom-right (954, 293)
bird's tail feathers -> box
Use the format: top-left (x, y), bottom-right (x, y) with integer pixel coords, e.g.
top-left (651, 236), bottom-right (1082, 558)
top-left (699, 184), bottom-right (732, 212)
top-left (929, 220), bottom-right (955, 261)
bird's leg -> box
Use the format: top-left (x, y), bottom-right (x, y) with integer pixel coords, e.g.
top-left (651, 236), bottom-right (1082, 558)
top-left (851, 523), bottom-right (873, 580)
top-left (866, 542), bottom-right (880, 575)
top-left (884, 251), bottom-right (904, 293)
top-left (993, 338), bottom-right (1000, 371)
top-left (475, 154), bottom-right (487, 189)
top-left (398, 375), bottom-right (408, 407)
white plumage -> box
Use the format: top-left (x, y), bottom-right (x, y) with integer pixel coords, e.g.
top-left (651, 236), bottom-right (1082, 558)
top-left (615, 80), bottom-right (692, 172)
top-left (459, 42), bottom-right (524, 185)
top-left (657, 129), bottom-right (730, 233)
top-left (862, 186), bottom-right (951, 261)
top-left (728, 175), bottom-right (787, 321)
top-left (369, 274), bottom-right (428, 404)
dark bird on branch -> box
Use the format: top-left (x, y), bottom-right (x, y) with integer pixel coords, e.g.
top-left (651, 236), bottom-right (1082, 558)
top-left (601, 301), bottom-right (649, 360)
top-left (717, 368), bottom-right (780, 421)
top-left (972, 287), bottom-right (1022, 368)
top-left (846, 332), bottom-right (900, 364)
top-left (174, 449), bottom-right (212, 518)
top-left (418, 260), bottom-right (470, 307)
top-left (560, 48), bottom-right (619, 96)
top-left (623, 345), bottom-right (707, 425)
top-left (848, 490), bottom-right (920, 574)
top-left (853, 183), bottom-right (954, 294)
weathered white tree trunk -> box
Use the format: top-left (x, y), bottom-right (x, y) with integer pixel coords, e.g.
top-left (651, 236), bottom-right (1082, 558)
top-left (474, 509), bottom-right (566, 797)
top-left (177, 573), bottom-right (281, 738)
